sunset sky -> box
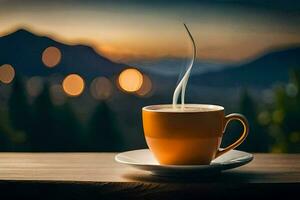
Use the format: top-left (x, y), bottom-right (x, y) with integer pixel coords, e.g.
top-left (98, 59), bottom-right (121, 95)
top-left (1, 0), bottom-right (300, 62)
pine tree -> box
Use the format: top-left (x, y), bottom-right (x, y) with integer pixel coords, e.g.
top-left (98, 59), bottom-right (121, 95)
top-left (30, 82), bottom-right (85, 151)
top-left (0, 109), bottom-right (13, 151)
top-left (238, 89), bottom-right (269, 152)
top-left (88, 101), bottom-right (124, 151)
top-left (30, 82), bottom-right (56, 151)
top-left (269, 70), bottom-right (300, 152)
top-left (53, 102), bottom-right (84, 151)
top-left (8, 75), bottom-right (31, 150)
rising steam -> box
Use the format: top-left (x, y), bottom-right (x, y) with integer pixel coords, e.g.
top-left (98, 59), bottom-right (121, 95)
top-left (172, 23), bottom-right (196, 108)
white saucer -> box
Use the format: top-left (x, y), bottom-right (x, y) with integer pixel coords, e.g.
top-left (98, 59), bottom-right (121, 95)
top-left (115, 149), bottom-right (253, 177)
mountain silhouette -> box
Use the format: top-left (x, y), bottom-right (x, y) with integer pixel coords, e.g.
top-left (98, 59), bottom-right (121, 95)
top-left (136, 46), bottom-right (300, 89)
top-left (1, 28), bottom-right (300, 89)
top-left (0, 28), bottom-right (127, 79)
top-left (190, 46), bottom-right (300, 87)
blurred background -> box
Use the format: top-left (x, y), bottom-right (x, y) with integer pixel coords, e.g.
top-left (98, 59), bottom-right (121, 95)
top-left (0, 0), bottom-right (299, 153)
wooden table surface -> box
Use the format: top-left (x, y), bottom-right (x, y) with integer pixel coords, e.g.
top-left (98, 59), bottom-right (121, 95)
top-left (0, 153), bottom-right (299, 199)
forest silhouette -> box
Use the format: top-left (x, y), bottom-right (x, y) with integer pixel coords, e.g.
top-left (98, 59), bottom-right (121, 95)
top-left (0, 70), bottom-right (299, 153)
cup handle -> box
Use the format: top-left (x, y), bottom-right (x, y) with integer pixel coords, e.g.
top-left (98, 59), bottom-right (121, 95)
top-left (215, 113), bottom-right (249, 158)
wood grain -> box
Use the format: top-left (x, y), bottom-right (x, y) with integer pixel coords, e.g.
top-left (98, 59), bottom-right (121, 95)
top-left (0, 153), bottom-right (299, 199)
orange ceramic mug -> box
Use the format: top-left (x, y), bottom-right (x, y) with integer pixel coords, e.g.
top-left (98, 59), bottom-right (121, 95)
top-left (142, 104), bottom-right (249, 165)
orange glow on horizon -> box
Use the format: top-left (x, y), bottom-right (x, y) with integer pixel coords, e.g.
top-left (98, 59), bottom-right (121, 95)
top-left (0, 64), bottom-right (15, 84)
top-left (1, 24), bottom-right (300, 63)
top-left (0, 1), bottom-right (300, 64)
top-left (42, 46), bottom-right (62, 68)
top-left (118, 68), bottom-right (143, 92)
top-left (62, 74), bottom-right (85, 96)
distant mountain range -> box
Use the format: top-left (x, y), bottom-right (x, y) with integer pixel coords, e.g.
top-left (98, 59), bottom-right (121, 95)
top-left (191, 46), bottom-right (300, 88)
top-left (131, 58), bottom-right (225, 76)
top-left (1, 28), bottom-right (300, 89)
top-left (135, 46), bottom-right (300, 88)
top-left (0, 29), bottom-right (127, 80)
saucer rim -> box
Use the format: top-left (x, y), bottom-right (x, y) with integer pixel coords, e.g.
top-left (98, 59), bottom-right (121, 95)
top-left (115, 149), bottom-right (253, 168)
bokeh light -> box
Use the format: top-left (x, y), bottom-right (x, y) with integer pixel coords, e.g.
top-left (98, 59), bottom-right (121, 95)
top-left (62, 74), bottom-right (85, 96)
top-left (258, 111), bottom-right (271, 125)
top-left (272, 110), bottom-right (284, 123)
top-left (0, 64), bottom-right (15, 84)
top-left (42, 46), bottom-right (62, 68)
top-left (26, 76), bottom-right (43, 97)
top-left (286, 83), bottom-right (298, 97)
top-left (118, 68), bottom-right (143, 92)
top-left (136, 74), bottom-right (152, 97)
top-left (90, 76), bottom-right (113, 100)
top-left (50, 84), bottom-right (66, 105)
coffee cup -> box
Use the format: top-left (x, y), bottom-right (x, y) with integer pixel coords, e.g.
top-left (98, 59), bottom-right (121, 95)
top-left (142, 104), bottom-right (249, 165)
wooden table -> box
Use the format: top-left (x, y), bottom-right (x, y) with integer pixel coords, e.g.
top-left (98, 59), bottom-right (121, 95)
top-left (0, 153), bottom-right (299, 199)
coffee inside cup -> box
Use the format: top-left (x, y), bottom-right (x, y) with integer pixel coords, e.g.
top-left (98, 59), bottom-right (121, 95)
top-left (143, 104), bottom-right (224, 113)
